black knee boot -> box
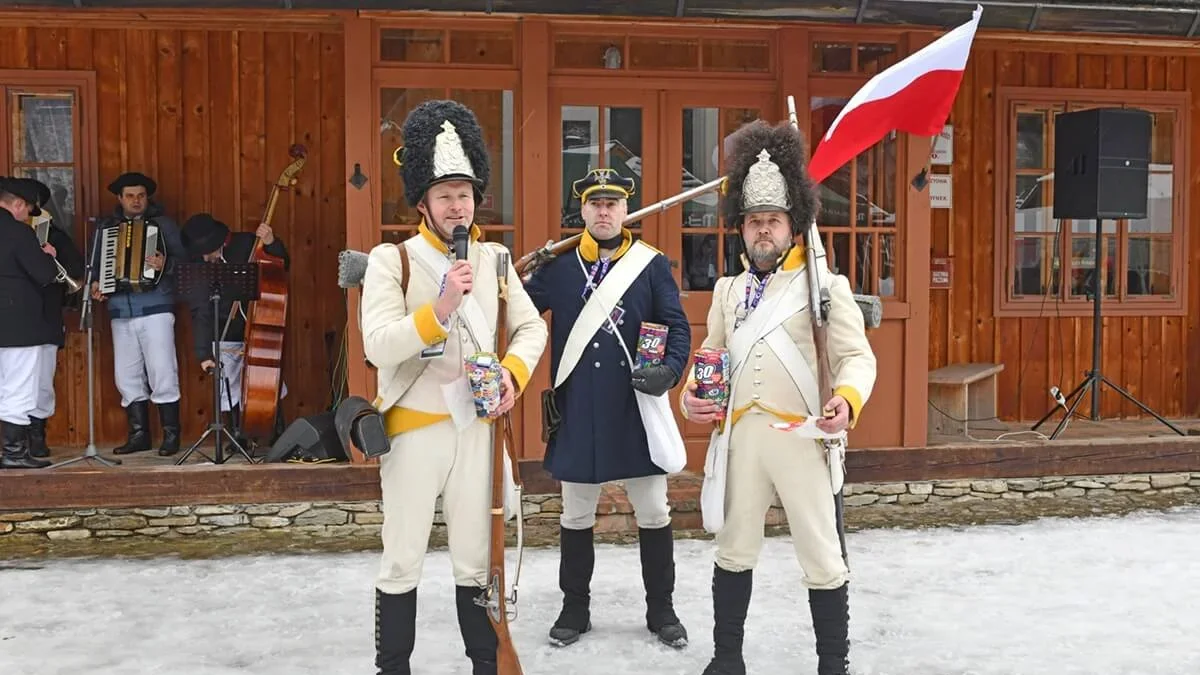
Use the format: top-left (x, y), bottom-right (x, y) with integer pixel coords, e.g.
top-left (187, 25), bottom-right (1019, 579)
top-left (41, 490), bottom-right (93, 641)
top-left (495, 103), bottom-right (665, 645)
top-left (375, 588), bottom-right (416, 675)
top-left (639, 523), bottom-right (688, 647)
top-left (455, 586), bottom-right (498, 675)
top-left (549, 525), bottom-right (594, 646)
top-left (701, 565), bottom-right (752, 675)
top-left (809, 583), bottom-right (851, 675)
top-left (157, 401), bottom-right (181, 456)
top-left (27, 416), bottom-right (51, 458)
top-left (0, 422), bottom-right (50, 469)
top-left (113, 400), bottom-right (151, 454)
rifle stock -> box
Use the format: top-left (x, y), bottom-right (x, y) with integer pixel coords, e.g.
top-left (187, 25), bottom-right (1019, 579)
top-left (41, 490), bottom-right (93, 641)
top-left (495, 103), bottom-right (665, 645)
top-left (487, 249), bottom-right (524, 675)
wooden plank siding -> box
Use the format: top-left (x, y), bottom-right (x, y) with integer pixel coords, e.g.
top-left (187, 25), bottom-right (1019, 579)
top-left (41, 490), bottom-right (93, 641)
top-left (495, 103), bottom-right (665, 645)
top-left (929, 45), bottom-right (1200, 423)
top-left (0, 23), bottom-right (348, 447)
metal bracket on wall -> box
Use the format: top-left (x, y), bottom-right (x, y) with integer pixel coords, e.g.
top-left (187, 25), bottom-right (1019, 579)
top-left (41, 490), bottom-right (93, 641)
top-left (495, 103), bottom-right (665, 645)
top-left (349, 163), bottom-right (368, 190)
top-left (1189, 11), bottom-right (1200, 37)
top-left (856, 0), bottom-right (869, 23)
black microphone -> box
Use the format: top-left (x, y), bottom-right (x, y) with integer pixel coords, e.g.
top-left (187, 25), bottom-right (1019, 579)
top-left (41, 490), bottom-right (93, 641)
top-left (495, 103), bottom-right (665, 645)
top-left (452, 225), bottom-right (469, 261)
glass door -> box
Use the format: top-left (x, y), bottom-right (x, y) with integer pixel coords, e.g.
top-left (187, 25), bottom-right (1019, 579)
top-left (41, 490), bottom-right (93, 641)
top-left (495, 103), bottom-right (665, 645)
top-left (550, 89), bottom-right (662, 247)
top-left (662, 91), bottom-right (776, 319)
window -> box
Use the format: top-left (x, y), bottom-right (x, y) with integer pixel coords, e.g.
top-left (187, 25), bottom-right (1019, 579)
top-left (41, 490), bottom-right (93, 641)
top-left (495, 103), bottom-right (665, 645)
top-left (998, 88), bottom-right (1187, 316)
top-left (0, 77), bottom-right (93, 235)
top-left (810, 96), bottom-right (900, 298)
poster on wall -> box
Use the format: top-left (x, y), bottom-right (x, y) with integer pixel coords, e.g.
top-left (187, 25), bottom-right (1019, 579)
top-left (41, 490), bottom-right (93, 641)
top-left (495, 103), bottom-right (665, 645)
top-left (930, 125), bottom-right (953, 165)
top-left (930, 174), bottom-right (952, 208)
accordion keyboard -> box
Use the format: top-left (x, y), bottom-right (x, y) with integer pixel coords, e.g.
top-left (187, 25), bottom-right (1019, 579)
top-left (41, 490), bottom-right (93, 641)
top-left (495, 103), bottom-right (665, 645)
top-left (98, 227), bottom-right (118, 294)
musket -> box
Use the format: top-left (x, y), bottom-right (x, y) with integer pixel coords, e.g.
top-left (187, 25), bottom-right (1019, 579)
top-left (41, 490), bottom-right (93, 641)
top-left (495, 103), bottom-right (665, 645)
top-left (787, 94), bottom-right (851, 564)
top-left (513, 175), bottom-right (728, 277)
top-left (481, 248), bottom-right (525, 674)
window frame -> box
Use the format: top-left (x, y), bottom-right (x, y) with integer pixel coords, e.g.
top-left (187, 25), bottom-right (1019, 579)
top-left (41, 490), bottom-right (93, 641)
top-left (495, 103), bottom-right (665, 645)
top-left (0, 70), bottom-right (99, 242)
top-left (994, 86), bottom-right (1189, 318)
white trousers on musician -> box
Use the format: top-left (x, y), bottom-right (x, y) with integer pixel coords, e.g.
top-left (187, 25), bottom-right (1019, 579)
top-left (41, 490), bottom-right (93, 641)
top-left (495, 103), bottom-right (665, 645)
top-left (212, 341), bottom-right (287, 413)
top-left (31, 344), bottom-right (58, 419)
top-left (714, 410), bottom-right (848, 590)
top-left (376, 419), bottom-right (494, 595)
top-left (0, 346), bottom-right (46, 426)
top-left (560, 475), bottom-right (671, 531)
top-left (111, 313), bottom-right (180, 408)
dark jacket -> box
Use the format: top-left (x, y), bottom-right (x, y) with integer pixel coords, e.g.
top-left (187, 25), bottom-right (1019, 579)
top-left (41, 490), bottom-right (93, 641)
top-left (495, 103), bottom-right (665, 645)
top-left (525, 242), bottom-right (691, 484)
top-left (0, 208), bottom-right (60, 347)
top-left (42, 225), bottom-right (85, 348)
top-left (89, 202), bottom-right (184, 319)
top-left (186, 231), bottom-right (289, 360)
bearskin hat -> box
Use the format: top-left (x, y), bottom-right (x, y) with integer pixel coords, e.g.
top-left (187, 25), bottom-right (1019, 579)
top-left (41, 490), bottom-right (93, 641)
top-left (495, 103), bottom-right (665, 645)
top-left (722, 119), bottom-right (819, 236)
top-left (397, 99), bottom-right (490, 208)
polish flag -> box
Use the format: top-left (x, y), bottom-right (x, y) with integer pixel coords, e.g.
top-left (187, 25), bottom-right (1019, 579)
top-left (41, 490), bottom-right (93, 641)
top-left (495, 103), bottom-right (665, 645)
top-left (807, 5), bottom-right (983, 183)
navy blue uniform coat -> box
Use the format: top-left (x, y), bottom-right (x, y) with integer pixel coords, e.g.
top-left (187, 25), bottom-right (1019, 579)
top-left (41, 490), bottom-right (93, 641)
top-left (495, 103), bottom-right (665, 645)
top-left (525, 234), bottom-right (690, 485)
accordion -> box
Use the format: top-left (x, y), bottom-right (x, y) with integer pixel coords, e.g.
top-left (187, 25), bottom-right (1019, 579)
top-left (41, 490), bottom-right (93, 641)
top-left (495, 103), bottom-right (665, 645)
top-left (98, 219), bottom-right (165, 295)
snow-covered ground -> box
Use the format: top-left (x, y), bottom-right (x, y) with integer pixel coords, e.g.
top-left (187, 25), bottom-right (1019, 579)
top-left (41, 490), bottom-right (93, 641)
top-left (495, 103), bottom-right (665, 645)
top-left (2, 506), bottom-right (1197, 675)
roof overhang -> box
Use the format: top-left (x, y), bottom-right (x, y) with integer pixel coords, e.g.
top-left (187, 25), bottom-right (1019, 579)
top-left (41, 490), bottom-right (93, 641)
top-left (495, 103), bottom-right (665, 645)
top-left (3, 0), bottom-right (1199, 39)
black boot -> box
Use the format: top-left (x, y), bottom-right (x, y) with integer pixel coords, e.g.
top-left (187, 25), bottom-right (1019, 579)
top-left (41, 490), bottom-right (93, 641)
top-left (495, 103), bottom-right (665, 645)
top-left (701, 565), bottom-right (752, 675)
top-left (639, 524), bottom-right (688, 648)
top-left (157, 401), bottom-right (181, 456)
top-left (455, 586), bottom-right (498, 675)
top-left (810, 584), bottom-right (851, 675)
top-left (0, 422), bottom-right (50, 469)
top-left (375, 588), bottom-right (416, 675)
top-left (27, 416), bottom-right (50, 458)
top-left (549, 525), bottom-right (594, 646)
top-left (112, 400), bottom-right (151, 454)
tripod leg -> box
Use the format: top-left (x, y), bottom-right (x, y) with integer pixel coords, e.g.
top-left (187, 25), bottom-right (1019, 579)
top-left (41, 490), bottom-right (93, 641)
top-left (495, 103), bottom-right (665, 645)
top-left (1097, 375), bottom-right (1186, 436)
top-left (175, 427), bottom-right (216, 465)
top-left (1049, 378), bottom-right (1093, 440)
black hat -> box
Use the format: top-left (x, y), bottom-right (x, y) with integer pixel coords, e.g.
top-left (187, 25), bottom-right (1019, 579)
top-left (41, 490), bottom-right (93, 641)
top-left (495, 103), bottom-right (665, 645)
top-left (572, 168), bottom-right (635, 202)
top-left (181, 213), bottom-right (230, 257)
top-left (0, 176), bottom-right (49, 217)
top-left (396, 100), bottom-right (490, 207)
top-left (108, 171), bottom-right (157, 197)
top-left (722, 119), bottom-right (819, 236)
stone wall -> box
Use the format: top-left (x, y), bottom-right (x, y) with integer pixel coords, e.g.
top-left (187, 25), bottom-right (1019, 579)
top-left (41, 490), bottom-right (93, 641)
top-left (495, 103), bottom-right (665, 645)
top-left (3, 472), bottom-right (1198, 557)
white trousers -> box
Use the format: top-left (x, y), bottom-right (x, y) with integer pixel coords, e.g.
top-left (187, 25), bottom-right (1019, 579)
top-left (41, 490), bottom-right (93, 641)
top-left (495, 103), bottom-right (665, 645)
top-left (714, 410), bottom-right (848, 590)
top-left (212, 341), bottom-right (287, 413)
top-left (560, 474), bottom-right (671, 531)
top-left (0, 346), bottom-right (45, 425)
top-left (31, 344), bottom-right (57, 419)
top-left (376, 419), bottom-right (495, 595)
top-left (111, 313), bottom-right (180, 407)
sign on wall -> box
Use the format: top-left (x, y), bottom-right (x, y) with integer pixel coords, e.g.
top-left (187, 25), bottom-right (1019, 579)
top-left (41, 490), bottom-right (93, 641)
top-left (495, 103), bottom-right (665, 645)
top-left (930, 124), bottom-right (953, 164)
top-left (929, 174), bottom-right (952, 208)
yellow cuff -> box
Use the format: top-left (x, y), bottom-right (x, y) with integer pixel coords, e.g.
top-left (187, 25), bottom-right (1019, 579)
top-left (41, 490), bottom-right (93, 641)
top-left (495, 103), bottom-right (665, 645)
top-left (834, 385), bottom-right (864, 429)
top-left (500, 354), bottom-right (531, 395)
top-left (413, 303), bottom-right (448, 346)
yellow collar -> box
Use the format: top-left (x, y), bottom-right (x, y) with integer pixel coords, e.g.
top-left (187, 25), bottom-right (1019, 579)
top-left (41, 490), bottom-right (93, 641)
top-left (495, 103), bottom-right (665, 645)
top-left (418, 220), bottom-right (482, 254)
top-left (739, 244), bottom-right (805, 273)
top-left (580, 227), bottom-right (634, 263)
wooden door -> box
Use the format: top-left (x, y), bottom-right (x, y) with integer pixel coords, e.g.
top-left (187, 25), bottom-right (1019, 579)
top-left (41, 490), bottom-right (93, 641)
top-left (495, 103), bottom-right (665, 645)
top-left (660, 91), bottom-right (776, 472)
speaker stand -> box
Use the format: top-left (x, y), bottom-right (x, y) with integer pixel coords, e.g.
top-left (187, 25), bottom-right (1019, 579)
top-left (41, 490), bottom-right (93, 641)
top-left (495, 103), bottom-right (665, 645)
top-left (1032, 218), bottom-right (1184, 439)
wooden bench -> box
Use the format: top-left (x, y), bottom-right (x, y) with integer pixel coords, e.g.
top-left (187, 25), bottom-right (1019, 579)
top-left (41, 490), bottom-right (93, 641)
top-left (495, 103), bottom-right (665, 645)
top-left (928, 362), bottom-right (1005, 437)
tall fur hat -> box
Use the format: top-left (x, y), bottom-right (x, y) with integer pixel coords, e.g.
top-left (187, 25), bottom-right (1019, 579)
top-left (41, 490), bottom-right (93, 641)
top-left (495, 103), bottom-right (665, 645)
top-left (722, 119), bottom-right (819, 236)
top-left (396, 99), bottom-right (490, 208)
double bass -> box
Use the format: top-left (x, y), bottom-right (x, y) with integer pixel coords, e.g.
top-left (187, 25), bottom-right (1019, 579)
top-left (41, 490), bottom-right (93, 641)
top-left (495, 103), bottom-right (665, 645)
top-left (239, 144), bottom-right (306, 439)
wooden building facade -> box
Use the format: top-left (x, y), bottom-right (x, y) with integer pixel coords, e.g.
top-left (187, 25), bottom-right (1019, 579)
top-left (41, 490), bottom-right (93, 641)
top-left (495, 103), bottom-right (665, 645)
top-left (0, 4), bottom-right (1195, 478)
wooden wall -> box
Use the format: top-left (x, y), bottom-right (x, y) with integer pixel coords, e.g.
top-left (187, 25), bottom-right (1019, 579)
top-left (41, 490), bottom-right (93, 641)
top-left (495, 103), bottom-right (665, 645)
top-left (929, 44), bottom-right (1200, 422)
top-left (0, 20), bottom-right (348, 446)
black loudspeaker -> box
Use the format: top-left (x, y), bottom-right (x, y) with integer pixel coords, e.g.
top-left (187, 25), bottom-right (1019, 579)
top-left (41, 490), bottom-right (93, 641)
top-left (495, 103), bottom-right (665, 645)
top-left (265, 411), bottom-right (345, 463)
top-left (1053, 107), bottom-right (1151, 220)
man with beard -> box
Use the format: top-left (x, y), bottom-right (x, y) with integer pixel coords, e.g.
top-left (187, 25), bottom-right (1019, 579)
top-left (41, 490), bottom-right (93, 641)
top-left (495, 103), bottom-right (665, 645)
top-left (681, 119), bottom-right (877, 675)
top-left (89, 172), bottom-right (184, 456)
top-left (361, 99), bottom-right (547, 675)
top-left (524, 168), bottom-right (691, 649)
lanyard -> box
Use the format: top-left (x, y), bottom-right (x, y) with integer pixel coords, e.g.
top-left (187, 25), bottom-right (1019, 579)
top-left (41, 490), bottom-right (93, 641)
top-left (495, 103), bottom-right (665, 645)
top-left (580, 257), bottom-right (613, 301)
top-left (735, 271), bottom-right (772, 329)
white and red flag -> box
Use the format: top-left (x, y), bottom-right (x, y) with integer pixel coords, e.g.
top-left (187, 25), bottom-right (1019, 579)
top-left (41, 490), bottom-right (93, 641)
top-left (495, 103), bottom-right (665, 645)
top-left (807, 4), bottom-right (983, 183)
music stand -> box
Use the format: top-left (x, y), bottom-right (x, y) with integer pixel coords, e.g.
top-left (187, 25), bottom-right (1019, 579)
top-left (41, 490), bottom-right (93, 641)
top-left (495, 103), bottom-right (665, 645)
top-left (175, 261), bottom-right (260, 465)
top-left (53, 219), bottom-right (121, 469)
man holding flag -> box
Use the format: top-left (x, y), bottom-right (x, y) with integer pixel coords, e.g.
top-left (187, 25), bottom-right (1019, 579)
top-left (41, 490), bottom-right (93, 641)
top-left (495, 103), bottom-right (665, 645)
top-left (683, 6), bottom-right (982, 674)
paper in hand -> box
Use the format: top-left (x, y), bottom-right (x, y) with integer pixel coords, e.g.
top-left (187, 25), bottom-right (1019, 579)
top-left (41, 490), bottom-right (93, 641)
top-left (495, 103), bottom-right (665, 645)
top-left (770, 417), bottom-right (844, 440)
